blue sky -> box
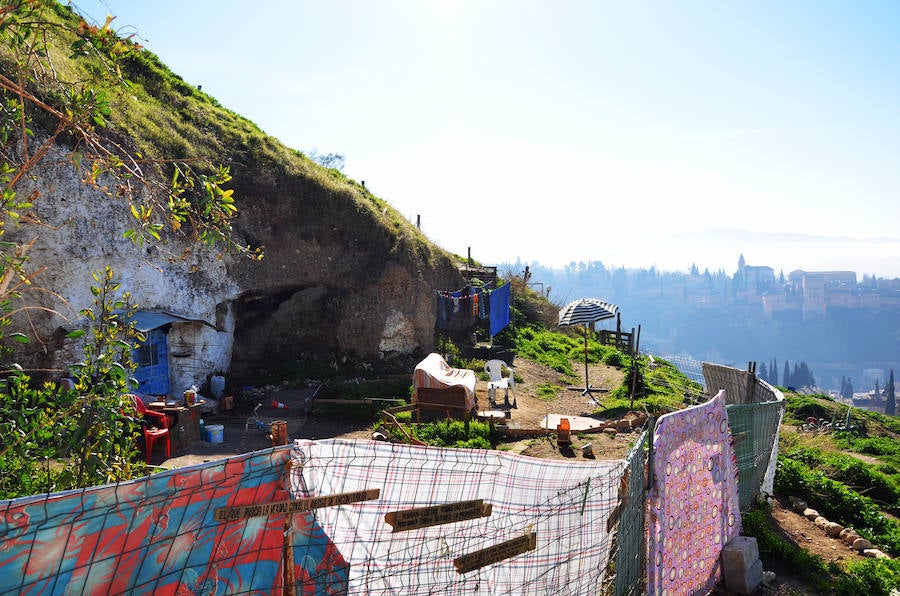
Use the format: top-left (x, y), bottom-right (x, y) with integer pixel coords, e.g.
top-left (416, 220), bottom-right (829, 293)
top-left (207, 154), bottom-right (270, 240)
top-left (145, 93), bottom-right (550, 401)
top-left (75, 1), bottom-right (900, 278)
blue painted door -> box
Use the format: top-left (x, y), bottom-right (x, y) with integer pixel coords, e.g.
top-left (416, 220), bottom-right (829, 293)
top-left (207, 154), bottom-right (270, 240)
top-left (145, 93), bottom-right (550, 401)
top-left (133, 328), bottom-right (170, 396)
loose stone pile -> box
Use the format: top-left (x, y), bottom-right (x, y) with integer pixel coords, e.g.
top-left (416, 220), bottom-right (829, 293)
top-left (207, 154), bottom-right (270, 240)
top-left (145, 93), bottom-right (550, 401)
top-left (789, 496), bottom-right (891, 560)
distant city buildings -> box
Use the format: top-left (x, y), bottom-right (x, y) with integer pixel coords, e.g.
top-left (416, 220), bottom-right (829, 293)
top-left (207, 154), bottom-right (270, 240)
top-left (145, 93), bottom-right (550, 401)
top-left (726, 256), bottom-right (900, 319)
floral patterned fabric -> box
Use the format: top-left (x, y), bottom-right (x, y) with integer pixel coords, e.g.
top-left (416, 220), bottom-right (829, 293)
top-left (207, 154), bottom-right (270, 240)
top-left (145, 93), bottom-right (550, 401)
top-left (647, 390), bottom-right (741, 596)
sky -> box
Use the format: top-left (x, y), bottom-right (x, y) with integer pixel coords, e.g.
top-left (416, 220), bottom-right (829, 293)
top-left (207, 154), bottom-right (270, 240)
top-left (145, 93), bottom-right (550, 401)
top-left (74, 1), bottom-right (900, 278)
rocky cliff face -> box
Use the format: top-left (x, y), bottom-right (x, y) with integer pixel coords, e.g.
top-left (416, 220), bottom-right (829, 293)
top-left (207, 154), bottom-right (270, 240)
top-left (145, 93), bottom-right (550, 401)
top-left (11, 137), bottom-right (462, 387)
top-left (1, 5), bottom-right (466, 390)
top-left (224, 165), bottom-right (463, 379)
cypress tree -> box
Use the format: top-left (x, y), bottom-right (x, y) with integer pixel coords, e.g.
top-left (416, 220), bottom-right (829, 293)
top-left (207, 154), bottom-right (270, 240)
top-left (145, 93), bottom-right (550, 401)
top-left (887, 370), bottom-right (896, 416)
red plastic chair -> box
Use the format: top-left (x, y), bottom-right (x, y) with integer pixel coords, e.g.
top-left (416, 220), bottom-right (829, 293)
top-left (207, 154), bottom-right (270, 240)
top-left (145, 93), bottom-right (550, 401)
top-left (129, 394), bottom-right (171, 463)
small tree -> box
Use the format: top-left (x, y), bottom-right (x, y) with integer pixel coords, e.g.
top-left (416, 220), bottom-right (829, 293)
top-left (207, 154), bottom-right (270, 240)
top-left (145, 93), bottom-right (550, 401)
top-left (308, 149), bottom-right (346, 172)
top-left (0, 267), bottom-right (145, 496)
top-left (0, 2), bottom-right (259, 497)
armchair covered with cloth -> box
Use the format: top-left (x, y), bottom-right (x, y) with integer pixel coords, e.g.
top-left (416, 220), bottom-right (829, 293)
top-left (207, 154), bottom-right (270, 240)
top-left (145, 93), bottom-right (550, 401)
top-left (412, 353), bottom-right (477, 421)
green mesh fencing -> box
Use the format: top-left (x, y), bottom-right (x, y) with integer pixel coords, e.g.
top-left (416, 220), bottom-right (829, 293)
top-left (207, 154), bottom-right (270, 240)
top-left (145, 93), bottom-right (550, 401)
top-left (614, 429), bottom-right (648, 596)
top-left (726, 401), bottom-right (785, 510)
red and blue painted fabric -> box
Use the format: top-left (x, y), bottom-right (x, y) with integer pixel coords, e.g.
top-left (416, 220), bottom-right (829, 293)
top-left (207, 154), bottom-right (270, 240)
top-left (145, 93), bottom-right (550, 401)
top-left (647, 389), bottom-right (741, 596)
top-left (0, 447), bottom-right (348, 595)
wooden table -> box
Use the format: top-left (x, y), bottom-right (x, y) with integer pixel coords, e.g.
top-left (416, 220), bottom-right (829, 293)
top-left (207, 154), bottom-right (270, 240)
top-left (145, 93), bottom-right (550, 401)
top-left (147, 401), bottom-right (204, 452)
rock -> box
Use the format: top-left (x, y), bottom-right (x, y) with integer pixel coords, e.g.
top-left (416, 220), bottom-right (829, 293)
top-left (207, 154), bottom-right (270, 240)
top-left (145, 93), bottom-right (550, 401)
top-left (839, 528), bottom-right (854, 542)
top-left (814, 516), bottom-right (829, 529)
top-left (789, 496), bottom-right (807, 512)
top-left (602, 427), bottom-right (618, 437)
top-left (825, 522), bottom-right (844, 537)
top-left (864, 548), bottom-right (890, 559)
top-left (843, 532), bottom-right (861, 546)
top-left (852, 538), bottom-right (873, 551)
top-left (616, 419), bottom-right (632, 432)
top-left (804, 508), bottom-right (820, 521)
top-left (627, 411), bottom-right (649, 427)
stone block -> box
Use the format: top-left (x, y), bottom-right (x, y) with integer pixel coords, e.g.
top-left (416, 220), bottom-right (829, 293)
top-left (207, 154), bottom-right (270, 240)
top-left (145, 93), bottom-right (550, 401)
top-left (853, 538), bottom-right (873, 551)
top-left (722, 536), bottom-right (760, 573)
top-left (724, 558), bottom-right (764, 594)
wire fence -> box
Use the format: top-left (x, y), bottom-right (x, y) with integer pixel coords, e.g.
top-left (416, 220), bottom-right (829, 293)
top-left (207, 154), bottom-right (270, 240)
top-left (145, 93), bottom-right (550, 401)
top-left (289, 439), bottom-right (640, 595)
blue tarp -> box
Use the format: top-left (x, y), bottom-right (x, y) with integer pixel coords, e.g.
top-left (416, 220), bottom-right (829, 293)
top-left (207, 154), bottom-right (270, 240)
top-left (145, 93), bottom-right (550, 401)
top-left (489, 282), bottom-right (511, 337)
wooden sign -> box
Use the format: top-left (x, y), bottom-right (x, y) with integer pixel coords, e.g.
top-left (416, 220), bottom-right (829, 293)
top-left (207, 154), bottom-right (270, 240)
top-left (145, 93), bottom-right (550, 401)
top-left (384, 500), bottom-right (492, 532)
top-left (214, 488), bottom-right (380, 522)
top-left (454, 531), bottom-right (537, 574)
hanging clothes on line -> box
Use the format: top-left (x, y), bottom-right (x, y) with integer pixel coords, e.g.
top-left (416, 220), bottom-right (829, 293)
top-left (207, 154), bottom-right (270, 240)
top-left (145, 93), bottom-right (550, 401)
top-left (435, 285), bottom-right (493, 329)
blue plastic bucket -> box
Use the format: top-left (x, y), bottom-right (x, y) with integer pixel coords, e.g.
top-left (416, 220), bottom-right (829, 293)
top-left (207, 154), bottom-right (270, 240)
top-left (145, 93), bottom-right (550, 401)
top-left (205, 424), bottom-right (224, 443)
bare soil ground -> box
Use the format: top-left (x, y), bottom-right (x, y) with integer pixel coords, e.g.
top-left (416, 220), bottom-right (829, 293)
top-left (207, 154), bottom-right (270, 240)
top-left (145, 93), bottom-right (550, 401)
top-left (161, 358), bottom-right (868, 594)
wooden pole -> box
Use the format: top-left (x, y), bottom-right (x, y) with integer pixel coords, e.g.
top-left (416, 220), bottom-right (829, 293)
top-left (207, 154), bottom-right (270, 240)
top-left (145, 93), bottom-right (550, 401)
top-left (630, 325), bottom-right (642, 410)
top-left (282, 460), bottom-right (296, 596)
top-left (745, 361), bottom-right (757, 405)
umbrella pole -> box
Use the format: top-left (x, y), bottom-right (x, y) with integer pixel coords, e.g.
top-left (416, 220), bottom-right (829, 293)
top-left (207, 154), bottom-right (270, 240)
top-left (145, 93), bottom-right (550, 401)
top-left (582, 325), bottom-right (600, 404)
top-left (584, 325), bottom-right (590, 390)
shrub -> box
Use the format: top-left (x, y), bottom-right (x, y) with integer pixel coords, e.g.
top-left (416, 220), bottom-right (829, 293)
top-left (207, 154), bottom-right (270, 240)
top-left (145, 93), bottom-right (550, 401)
top-left (741, 508), bottom-right (834, 591)
top-left (410, 419), bottom-right (492, 449)
top-left (775, 457), bottom-right (900, 556)
top-left (835, 558), bottom-right (900, 596)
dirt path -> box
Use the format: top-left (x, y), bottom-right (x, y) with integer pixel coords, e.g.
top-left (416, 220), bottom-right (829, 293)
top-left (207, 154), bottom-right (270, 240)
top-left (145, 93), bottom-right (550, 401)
top-left (162, 358), bottom-right (635, 466)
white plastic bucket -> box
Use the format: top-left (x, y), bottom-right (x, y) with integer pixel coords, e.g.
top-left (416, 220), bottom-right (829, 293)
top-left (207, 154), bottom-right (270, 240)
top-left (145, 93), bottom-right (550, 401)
top-left (205, 424), bottom-right (224, 443)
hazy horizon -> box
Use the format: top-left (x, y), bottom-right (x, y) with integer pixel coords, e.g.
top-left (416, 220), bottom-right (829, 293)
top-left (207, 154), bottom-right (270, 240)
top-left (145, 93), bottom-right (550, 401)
top-left (504, 228), bottom-right (900, 279)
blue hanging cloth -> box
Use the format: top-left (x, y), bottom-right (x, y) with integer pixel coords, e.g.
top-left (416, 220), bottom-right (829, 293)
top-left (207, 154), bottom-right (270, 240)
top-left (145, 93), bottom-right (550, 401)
top-left (489, 282), bottom-right (511, 337)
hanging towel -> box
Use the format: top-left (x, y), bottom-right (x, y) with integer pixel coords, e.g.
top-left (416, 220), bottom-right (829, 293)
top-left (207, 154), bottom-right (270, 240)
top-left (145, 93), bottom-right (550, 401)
top-left (646, 390), bottom-right (741, 596)
top-left (489, 282), bottom-right (511, 337)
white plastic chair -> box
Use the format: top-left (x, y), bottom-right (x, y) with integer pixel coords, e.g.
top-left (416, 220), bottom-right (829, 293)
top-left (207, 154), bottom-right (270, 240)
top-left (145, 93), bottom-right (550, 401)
top-left (484, 359), bottom-right (515, 406)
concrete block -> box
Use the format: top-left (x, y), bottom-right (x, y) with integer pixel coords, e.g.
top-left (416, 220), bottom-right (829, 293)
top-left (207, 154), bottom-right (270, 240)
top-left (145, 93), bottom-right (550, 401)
top-left (724, 559), bottom-right (764, 594)
top-left (722, 536), bottom-right (760, 573)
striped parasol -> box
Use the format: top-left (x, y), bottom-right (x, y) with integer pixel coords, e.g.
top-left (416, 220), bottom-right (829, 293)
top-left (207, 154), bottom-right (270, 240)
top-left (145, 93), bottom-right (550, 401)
top-left (558, 298), bottom-right (618, 327)
top-left (558, 298), bottom-right (619, 401)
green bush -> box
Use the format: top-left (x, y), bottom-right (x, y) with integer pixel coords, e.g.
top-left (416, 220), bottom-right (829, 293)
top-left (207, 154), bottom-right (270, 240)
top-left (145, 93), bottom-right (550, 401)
top-left (782, 445), bottom-right (900, 515)
top-left (775, 457), bottom-right (900, 556)
top-left (835, 558), bottom-right (900, 596)
top-left (410, 419), bottom-right (492, 449)
top-left (741, 508), bottom-right (834, 591)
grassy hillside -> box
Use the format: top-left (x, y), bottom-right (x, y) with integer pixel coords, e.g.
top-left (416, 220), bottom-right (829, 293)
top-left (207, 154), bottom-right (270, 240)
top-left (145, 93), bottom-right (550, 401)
top-left (5, 1), bottom-right (449, 268)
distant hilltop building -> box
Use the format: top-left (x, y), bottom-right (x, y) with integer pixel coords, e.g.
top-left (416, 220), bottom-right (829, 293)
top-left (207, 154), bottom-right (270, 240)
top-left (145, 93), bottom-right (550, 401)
top-left (736, 254), bottom-right (775, 293)
top-left (754, 263), bottom-right (899, 318)
top-left (787, 270), bottom-right (857, 318)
